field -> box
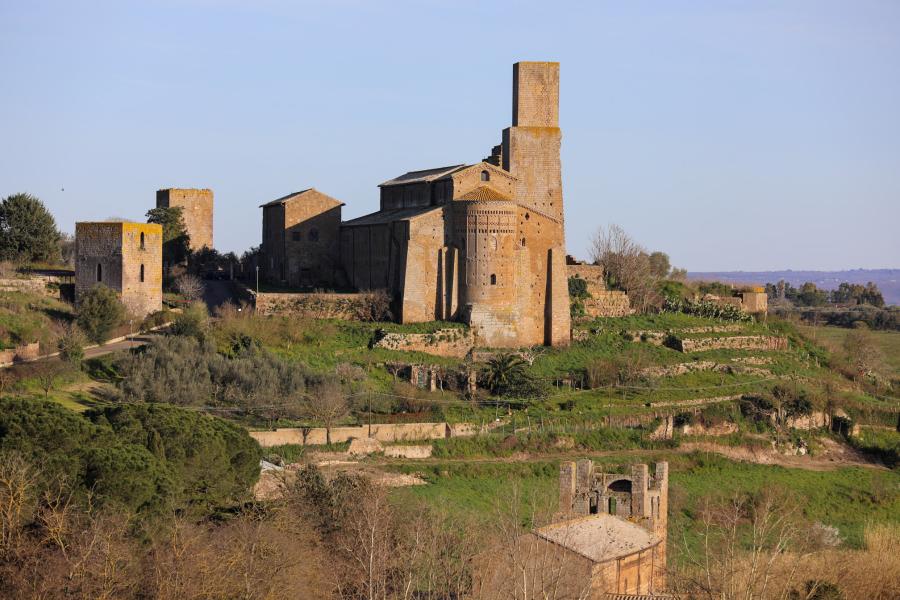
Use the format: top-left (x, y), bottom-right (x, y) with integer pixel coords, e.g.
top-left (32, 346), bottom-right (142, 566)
top-left (801, 324), bottom-right (900, 378)
top-left (391, 452), bottom-right (900, 559)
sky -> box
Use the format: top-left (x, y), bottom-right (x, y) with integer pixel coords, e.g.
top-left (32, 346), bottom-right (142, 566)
top-left (1, 0), bottom-right (898, 271)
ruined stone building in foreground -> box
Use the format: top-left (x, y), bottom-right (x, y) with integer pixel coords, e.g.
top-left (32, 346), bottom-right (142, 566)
top-left (476, 462), bottom-right (670, 599)
top-left (260, 62), bottom-right (571, 348)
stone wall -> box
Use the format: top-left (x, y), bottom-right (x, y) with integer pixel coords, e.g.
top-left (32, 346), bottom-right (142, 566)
top-left (0, 342), bottom-right (41, 366)
top-left (374, 328), bottom-right (474, 358)
top-left (0, 278), bottom-right (50, 296)
top-left (254, 291), bottom-right (379, 319)
top-left (673, 335), bottom-right (788, 353)
top-left (250, 422), bottom-right (450, 447)
top-left (384, 445), bottom-right (433, 459)
top-left (156, 188), bottom-right (214, 250)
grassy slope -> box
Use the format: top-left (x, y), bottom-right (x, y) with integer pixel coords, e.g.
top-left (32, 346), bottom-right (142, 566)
top-left (0, 290), bottom-right (73, 350)
top-left (392, 452), bottom-right (900, 556)
top-left (801, 325), bottom-right (900, 378)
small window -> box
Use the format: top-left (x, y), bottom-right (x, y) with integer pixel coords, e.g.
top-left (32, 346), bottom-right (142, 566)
top-left (525, 213), bottom-right (530, 220)
top-left (521, 238), bottom-right (526, 247)
top-left (291, 231), bottom-right (302, 241)
top-left (139, 232), bottom-right (145, 249)
top-left (140, 264), bottom-right (145, 283)
top-left (96, 263), bottom-right (102, 282)
top-left (480, 170), bottom-right (490, 182)
top-left (308, 228), bottom-right (319, 242)
top-left (490, 274), bottom-right (497, 285)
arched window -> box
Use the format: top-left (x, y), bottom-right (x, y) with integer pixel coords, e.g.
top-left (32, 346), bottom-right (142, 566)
top-left (96, 263), bottom-right (102, 282)
top-left (308, 228), bottom-right (320, 242)
top-left (139, 232), bottom-right (145, 250)
top-left (140, 264), bottom-right (145, 283)
top-left (490, 274), bottom-right (497, 285)
top-left (521, 238), bottom-right (526, 247)
top-left (480, 170), bottom-right (490, 182)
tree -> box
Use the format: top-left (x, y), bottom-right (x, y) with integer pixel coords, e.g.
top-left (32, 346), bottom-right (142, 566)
top-left (170, 301), bottom-right (209, 341)
top-left (590, 224), bottom-right (660, 312)
top-left (146, 206), bottom-right (190, 267)
top-left (76, 285), bottom-right (125, 344)
top-left (647, 251), bottom-right (671, 279)
top-left (483, 353), bottom-right (528, 396)
top-left (57, 323), bottom-right (86, 366)
top-left (175, 274), bottom-right (205, 303)
top-left (302, 377), bottom-right (350, 445)
top-left (843, 329), bottom-right (885, 379)
top-left (0, 193), bottom-right (62, 263)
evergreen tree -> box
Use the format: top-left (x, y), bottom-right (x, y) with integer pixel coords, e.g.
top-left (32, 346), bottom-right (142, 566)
top-left (0, 193), bottom-right (62, 263)
top-left (147, 206), bottom-right (190, 266)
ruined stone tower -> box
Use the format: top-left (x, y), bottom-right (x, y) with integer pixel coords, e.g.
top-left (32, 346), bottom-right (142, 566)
top-left (558, 460), bottom-right (669, 590)
top-left (156, 188), bottom-right (214, 250)
top-left (75, 221), bottom-right (163, 318)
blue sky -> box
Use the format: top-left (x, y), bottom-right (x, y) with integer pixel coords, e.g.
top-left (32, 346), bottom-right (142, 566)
top-left (1, 0), bottom-right (898, 270)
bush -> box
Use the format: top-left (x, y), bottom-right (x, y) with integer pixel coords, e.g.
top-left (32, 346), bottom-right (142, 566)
top-left (56, 323), bottom-right (86, 365)
top-left (170, 301), bottom-right (209, 340)
top-left (76, 284), bottom-right (125, 344)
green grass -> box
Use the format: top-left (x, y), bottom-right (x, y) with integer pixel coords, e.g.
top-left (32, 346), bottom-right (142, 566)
top-left (0, 290), bottom-right (74, 350)
top-left (390, 452), bottom-right (900, 556)
top-left (801, 325), bottom-right (900, 378)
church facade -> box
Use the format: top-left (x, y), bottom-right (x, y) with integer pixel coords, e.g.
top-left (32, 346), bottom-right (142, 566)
top-left (260, 62), bottom-right (571, 348)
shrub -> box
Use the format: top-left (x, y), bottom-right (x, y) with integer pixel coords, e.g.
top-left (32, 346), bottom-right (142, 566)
top-left (56, 323), bottom-right (86, 365)
top-left (175, 274), bottom-right (205, 302)
top-left (76, 284), bottom-right (125, 344)
top-left (170, 301), bottom-right (209, 340)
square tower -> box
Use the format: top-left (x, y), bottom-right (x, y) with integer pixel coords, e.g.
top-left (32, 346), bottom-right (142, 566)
top-left (156, 188), bottom-right (214, 250)
top-left (75, 222), bottom-right (163, 318)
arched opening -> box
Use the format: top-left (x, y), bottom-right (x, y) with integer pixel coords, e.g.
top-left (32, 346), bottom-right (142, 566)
top-left (608, 479), bottom-right (632, 493)
top-left (140, 264), bottom-right (145, 283)
top-left (520, 238), bottom-right (526, 247)
top-left (96, 263), bottom-right (102, 282)
top-left (139, 232), bottom-right (145, 249)
top-left (490, 274), bottom-right (497, 285)
top-left (524, 213), bottom-right (530, 220)
top-left (480, 170), bottom-right (490, 182)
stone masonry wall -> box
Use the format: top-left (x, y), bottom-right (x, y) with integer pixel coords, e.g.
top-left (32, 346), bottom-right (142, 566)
top-left (156, 188), bottom-right (214, 250)
top-left (674, 335), bottom-right (788, 353)
top-left (250, 422), bottom-right (450, 447)
top-left (254, 291), bottom-right (379, 319)
top-left (374, 328), bottom-right (474, 358)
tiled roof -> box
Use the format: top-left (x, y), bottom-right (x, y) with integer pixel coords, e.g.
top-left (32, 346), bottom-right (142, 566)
top-left (340, 206), bottom-right (442, 227)
top-left (455, 186), bottom-right (511, 202)
top-left (534, 514), bottom-right (659, 564)
top-left (260, 189), bottom-right (345, 208)
top-left (379, 165), bottom-right (467, 187)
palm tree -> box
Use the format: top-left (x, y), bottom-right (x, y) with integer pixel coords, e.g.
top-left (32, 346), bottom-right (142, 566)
top-left (483, 353), bottom-right (527, 396)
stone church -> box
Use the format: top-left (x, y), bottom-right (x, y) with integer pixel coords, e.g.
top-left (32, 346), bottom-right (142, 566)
top-left (261, 62), bottom-right (571, 348)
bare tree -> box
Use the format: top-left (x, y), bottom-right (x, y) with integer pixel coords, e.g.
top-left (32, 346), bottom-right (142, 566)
top-left (303, 377), bottom-right (350, 445)
top-left (0, 452), bottom-right (36, 557)
top-left (590, 224), bottom-right (661, 313)
top-left (673, 489), bottom-right (812, 600)
top-left (175, 274), bottom-right (205, 303)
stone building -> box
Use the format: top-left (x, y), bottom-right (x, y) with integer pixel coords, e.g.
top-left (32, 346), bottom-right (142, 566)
top-left (260, 189), bottom-right (344, 288)
top-left (553, 460), bottom-right (669, 596)
top-left (156, 188), bottom-right (214, 250)
top-left (75, 222), bottom-right (163, 318)
top-left (261, 62), bottom-right (571, 348)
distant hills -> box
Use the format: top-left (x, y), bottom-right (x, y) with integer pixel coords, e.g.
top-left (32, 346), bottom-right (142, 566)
top-left (687, 269), bottom-right (900, 306)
